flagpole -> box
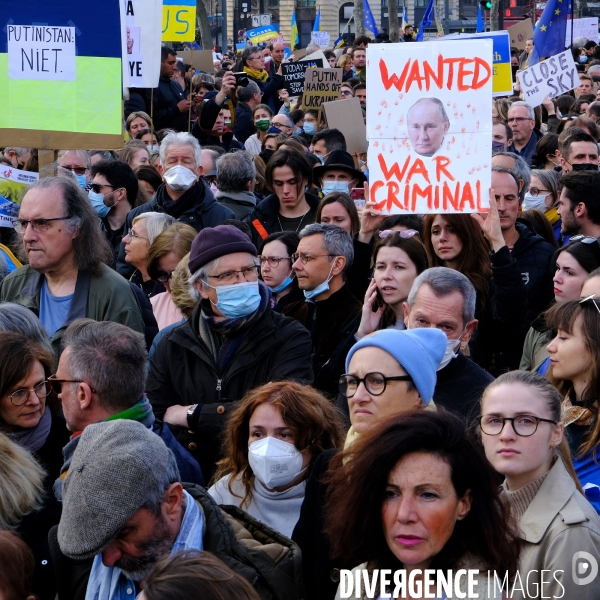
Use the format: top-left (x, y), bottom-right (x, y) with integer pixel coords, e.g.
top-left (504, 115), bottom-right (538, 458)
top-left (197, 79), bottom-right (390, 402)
top-left (570, 0), bottom-right (575, 48)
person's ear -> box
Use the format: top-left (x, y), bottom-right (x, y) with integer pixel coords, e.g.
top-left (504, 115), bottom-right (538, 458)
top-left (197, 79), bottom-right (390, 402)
top-left (507, 138), bottom-right (513, 148)
top-left (195, 280), bottom-right (210, 300)
top-left (574, 202), bottom-right (587, 218)
top-left (551, 423), bottom-right (564, 450)
top-left (331, 256), bottom-right (346, 276)
top-left (196, 164), bottom-right (203, 177)
top-left (457, 489), bottom-right (472, 521)
top-left (460, 319), bottom-right (478, 349)
top-left (402, 302), bottom-right (410, 328)
top-left (78, 382), bottom-right (94, 410)
top-left (162, 482), bottom-right (184, 524)
top-left (157, 163), bottom-right (164, 177)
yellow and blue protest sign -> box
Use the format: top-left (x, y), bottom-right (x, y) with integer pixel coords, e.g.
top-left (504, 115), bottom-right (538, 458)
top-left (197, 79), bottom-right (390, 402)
top-left (0, 0), bottom-right (123, 149)
top-left (246, 25), bottom-right (280, 45)
top-left (440, 31), bottom-right (513, 97)
top-left (162, 0), bottom-right (196, 42)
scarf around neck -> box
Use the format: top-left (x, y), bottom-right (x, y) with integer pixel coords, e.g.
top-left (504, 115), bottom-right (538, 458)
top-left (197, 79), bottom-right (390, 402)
top-left (243, 65), bottom-right (268, 82)
top-left (7, 405), bottom-right (52, 454)
top-left (54, 397), bottom-right (155, 501)
top-left (156, 180), bottom-right (204, 220)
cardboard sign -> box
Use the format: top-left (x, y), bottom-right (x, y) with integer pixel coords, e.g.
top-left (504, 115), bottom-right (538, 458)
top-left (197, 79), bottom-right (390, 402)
top-left (323, 98), bottom-right (367, 154)
top-left (302, 68), bottom-right (342, 113)
top-left (507, 19), bottom-right (533, 51)
top-left (366, 41), bottom-right (493, 214)
top-left (566, 17), bottom-right (599, 46)
top-left (517, 50), bottom-right (580, 107)
top-left (122, 0), bottom-right (162, 88)
top-left (440, 31), bottom-right (512, 97)
top-left (311, 31), bottom-right (330, 47)
top-left (177, 49), bottom-right (215, 72)
top-left (246, 25), bottom-right (279, 44)
top-left (162, 0), bottom-right (196, 42)
top-left (281, 58), bottom-right (323, 95)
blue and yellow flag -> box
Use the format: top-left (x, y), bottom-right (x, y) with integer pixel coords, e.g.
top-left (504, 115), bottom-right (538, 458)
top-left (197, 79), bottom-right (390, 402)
top-left (529, 0), bottom-right (568, 65)
top-left (364, 0), bottom-right (380, 37)
top-left (416, 0), bottom-right (434, 41)
top-left (313, 7), bottom-right (322, 32)
top-left (401, 7), bottom-right (409, 31)
top-left (291, 10), bottom-right (300, 50)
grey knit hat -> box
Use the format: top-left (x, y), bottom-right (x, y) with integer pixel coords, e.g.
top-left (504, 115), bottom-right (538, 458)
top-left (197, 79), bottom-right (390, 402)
top-left (57, 420), bottom-right (176, 560)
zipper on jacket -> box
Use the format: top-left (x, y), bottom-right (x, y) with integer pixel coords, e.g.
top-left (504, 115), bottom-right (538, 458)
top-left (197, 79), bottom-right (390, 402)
top-left (216, 379), bottom-right (222, 392)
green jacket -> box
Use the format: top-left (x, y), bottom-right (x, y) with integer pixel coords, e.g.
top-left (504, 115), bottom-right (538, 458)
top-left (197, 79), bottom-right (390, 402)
top-left (0, 264), bottom-right (145, 361)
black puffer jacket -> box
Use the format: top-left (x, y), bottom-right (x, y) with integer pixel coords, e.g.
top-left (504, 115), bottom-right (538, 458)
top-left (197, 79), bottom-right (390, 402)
top-left (116, 181), bottom-right (234, 277)
top-left (147, 301), bottom-right (313, 480)
top-left (145, 75), bottom-right (188, 131)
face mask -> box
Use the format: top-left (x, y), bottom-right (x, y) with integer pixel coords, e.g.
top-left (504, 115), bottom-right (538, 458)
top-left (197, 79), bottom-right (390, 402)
top-left (268, 272), bottom-right (294, 294)
top-left (322, 180), bottom-right (351, 195)
top-left (570, 163), bottom-right (599, 171)
top-left (163, 164), bottom-right (197, 191)
top-left (255, 118), bottom-right (271, 132)
top-left (88, 190), bottom-right (112, 218)
top-left (260, 149), bottom-right (275, 163)
top-left (148, 145), bottom-right (160, 151)
top-left (292, 128), bottom-right (303, 136)
top-left (522, 192), bottom-right (550, 212)
top-left (208, 280), bottom-right (261, 318)
top-left (74, 173), bottom-right (87, 189)
top-left (303, 122), bottom-right (316, 135)
top-left (304, 259), bottom-right (337, 300)
top-left (437, 332), bottom-right (464, 370)
top-left (248, 436), bottom-right (307, 489)
top-left (580, 56), bottom-right (588, 64)
top-left (268, 126), bottom-right (282, 134)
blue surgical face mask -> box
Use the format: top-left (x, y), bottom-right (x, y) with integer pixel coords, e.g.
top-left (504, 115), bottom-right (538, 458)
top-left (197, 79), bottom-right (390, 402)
top-left (75, 173), bottom-right (87, 189)
top-left (580, 55), bottom-right (588, 64)
top-left (88, 190), bottom-right (112, 218)
top-left (303, 122), bottom-right (316, 135)
top-left (268, 271), bottom-right (294, 294)
top-left (208, 280), bottom-right (261, 318)
top-left (303, 259), bottom-right (338, 300)
top-left (322, 180), bottom-right (351, 195)
top-left (148, 145), bottom-right (160, 151)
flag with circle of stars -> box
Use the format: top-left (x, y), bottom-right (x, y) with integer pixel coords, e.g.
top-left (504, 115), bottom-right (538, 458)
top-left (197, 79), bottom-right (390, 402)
top-left (529, 0), bottom-right (568, 66)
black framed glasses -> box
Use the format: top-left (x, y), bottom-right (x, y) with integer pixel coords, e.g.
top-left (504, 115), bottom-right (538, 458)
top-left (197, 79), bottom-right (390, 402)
top-left (6, 381), bottom-right (50, 406)
top-left (291, 253), bottom-right (335, 264)
top-left (258, 255), bottom-right (291, 267)
top-left (479, 415), bottom-right (557, 437)
top-left (527, 187), bottom-right (551, 197)
top-left (156, 270), bottom-right (174, 283)
top-left (379, 229), bottom-right (420, 239)
top-left (48, 375), bottom-right (96, 394)
top-left (339, 372), bottom-right (413, 398)
top-left (570, 235), bottom-right (599, 245)
top-left (13, 217), bottom-right (71, 234)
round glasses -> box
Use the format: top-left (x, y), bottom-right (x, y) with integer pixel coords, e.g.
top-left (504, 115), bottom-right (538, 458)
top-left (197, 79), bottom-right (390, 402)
top-left (339, 372), bottom-right (413, 398)
top-left (479, 415), bottom-right (557, 437)
top-left (6, 381), bottom-right (50, 406)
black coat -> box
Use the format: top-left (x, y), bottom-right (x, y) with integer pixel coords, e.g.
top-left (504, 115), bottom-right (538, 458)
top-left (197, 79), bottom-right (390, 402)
top-left (145, 75), bottom-right (188, 131)
top-left (233, 101), bottom-right (256, 144)
top-left (146, 303), bottom-right (313, 480)
top-left (127, 282), bottom-right (159, 350)
top-left (243, 192), bottom-right (320, 249)
top-left (192, 96), bottom-right (246, 151)
top-left (116, 181), bottom-right (234, 277)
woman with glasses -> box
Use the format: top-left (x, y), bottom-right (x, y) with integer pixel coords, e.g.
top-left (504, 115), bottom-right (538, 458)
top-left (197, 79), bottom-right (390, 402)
top-left (546, 297), bottom-right (600, 514)
top-left (146, 222), bottom-right (197, 330)
top-left (521, 238), bottom-right (600, 372)
top-left (480, 371), bottom-right (600, 596)
top-left (423, 198), bottom-right (528, 374)
top-left (258, 231), bottom-right (302, 312)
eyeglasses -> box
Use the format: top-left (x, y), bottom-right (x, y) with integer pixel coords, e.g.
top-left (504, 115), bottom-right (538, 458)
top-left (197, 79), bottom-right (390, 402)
top-left (91, 183), bottom-right (116, 194)
top-left (379, 229), bottom-right (420, 239)
top-left (13, 217), bottom-right (71, 234)
top-left (479, 415), bottom-right (557, 437)
top-left (126, 228), bottom-right (147, 241)
top-left (258, 255), bottom-right (291, 267)
top-left (64, 166), bottom-right (88, 175)
top-left (208, 265), bottom-right (259, 284)
top-left (156, 270), bottom-right (174, 283)
top-left (291, 253), bottom-right (335, 264)
top-left (570, 235), bottom-right (599, 245)
top-left (339, 372), bottom-right (413, 397)
top-left (580, 294), bottom-right (600, 315)
top-left (6, 381), bottom-right (50, 406)
top-left (47, 375), bottom-right (97, 394)
top-left (507, 117), bottom-right (531, 125)
top-left (527, 187), bottom-right (551, 197)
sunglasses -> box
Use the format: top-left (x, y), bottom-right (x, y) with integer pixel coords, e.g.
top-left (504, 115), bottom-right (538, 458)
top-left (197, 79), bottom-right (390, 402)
top-left (378, 229), bottom-right (420, 239)
top-left (47, 374), bottom-right (97, 394)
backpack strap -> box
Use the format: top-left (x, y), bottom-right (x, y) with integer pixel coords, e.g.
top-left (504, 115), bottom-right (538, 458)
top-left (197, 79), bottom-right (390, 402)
top-left (251, 219), bottom-right (269, 241)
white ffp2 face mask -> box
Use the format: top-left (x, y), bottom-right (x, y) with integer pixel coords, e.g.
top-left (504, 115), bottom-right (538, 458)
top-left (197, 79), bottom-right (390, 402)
top-left (163, 165), bottom-right (197, 192)
top-left (248, 436), bottom-right (306, 489)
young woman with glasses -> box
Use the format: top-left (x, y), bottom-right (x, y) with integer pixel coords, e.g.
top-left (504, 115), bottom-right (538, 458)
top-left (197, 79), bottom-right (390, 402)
top-left (480, 371), bottom-right (600, 597)
top-left (545, 297), bottom-right (600, 515)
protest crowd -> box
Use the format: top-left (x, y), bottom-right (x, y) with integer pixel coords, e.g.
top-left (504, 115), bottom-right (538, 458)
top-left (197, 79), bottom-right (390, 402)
top-left (6, 5), bottom-right (600, 599)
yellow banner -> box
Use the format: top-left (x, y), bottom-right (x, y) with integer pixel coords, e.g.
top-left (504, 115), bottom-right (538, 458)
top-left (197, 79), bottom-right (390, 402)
top-left (162, 3), bottom-right (196, 42)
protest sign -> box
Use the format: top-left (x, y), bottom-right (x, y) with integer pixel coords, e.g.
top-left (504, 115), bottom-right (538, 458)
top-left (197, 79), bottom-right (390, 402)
top-left (302, 68), bottom-right (342, 114)
top-left (517, 50), bottom-right (580, 107)
top-left (122, 0), bottom-right (162, 88)
top-left (299, 50), bottom-right (330, 66)
top-left (162, 0), bottom-right (195, 41)
top-left (323, 98), bottom-right (368, 154)
top-left (246, 25), bottom-right (280, 44)
top-left (440, 31), bottom-right (512, 97)
top-left (282, 58), bottom-right (324, 95)
top-left (507, 19), bottom-right (533, 51)
top-left (366, 41), bottom-right (493, 214)
top-left (177, 49), bottom-right (215, 72)
top-left (566, 17), bottom-right (599, 46)
top-left (0, 0), bottom-right (124, 150)
top-left (0, 165), bottom-right (39, 227)
top-left (311, 31), bottom-right (331, 47)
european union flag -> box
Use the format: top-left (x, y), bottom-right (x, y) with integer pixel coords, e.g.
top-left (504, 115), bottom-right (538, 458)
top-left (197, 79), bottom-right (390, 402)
top-left (364, 0), bottom-right (380, 37)
top-left (476, 5), bottom-right (485, 32)
top-left (529, 0), bottom-right (568, 65)
top-left (416, 0), bottom-right (434, 41)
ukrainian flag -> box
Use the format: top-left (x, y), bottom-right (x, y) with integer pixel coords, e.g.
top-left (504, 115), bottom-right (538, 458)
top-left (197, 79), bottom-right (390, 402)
top-left (334, 35), bottom-right (345, 49)
top-left (291, 10), bottom-right (300, 50)
top-left (313, 7), bottom-right (322, 32)
top-left (401, 7), bottom-right (408, 31)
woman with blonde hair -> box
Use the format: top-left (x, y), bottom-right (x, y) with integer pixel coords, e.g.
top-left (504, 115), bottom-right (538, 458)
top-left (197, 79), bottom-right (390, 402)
top-left (209, 381), bottom-right (345, 537)
top-left (125, 111), bottom-right (152, 139)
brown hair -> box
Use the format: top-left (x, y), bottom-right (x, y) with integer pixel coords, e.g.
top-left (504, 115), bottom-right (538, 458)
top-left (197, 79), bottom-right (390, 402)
top-left (142, 550), bottom-right (260, 600)
top-left (120, 140), bottom-right (150, 167)
top-left (494, 98), bottom-right (511, 124)
top-left (170, 254), bottom-right (197, 317)
top-left (545, 299), bottom-right (600, 457)
top-left (125, 111), bottom-right (152, 135)
top-left (146, 222), bottom-right (197, 281)
top-left (315, 192), bottom-right (361, 237)
top-left (212, 381), bottom-right (345, 505)
top-left (422, 214), bottom-right (492, 308)
top-left (324, 411), bottom-right (520, 576)
top-left (0, 531), bottom-right (35, 600)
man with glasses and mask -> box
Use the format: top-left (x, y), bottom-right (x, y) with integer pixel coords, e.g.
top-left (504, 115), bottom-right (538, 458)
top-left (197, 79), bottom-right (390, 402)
top-left (558, 170), bottom-right (600, 239)
top-left (558, 130), bottom-right (599, 174)
top-left (283, 223), bottom-right (361, 396)
top-left (146, 224), bottom-right (312, 480)
top-left (58, 150), bottom-right (92, 190)
top-left (507, 101), bottom-right (540, 166)
top-left (0, 177), bottom-right (144, 361)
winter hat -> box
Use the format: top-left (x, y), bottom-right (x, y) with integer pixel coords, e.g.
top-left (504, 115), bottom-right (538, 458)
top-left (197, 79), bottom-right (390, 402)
top-left (345, 328), bottom-right (447, 403)
top-left (189, 224), bottom-right (257, 274)
top-left (58, 420), bottom-right (178, 560)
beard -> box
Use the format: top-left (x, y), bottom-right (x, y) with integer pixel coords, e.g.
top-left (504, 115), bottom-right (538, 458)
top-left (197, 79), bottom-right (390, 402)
top-left (115, 516), bottom-right (175, 581)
